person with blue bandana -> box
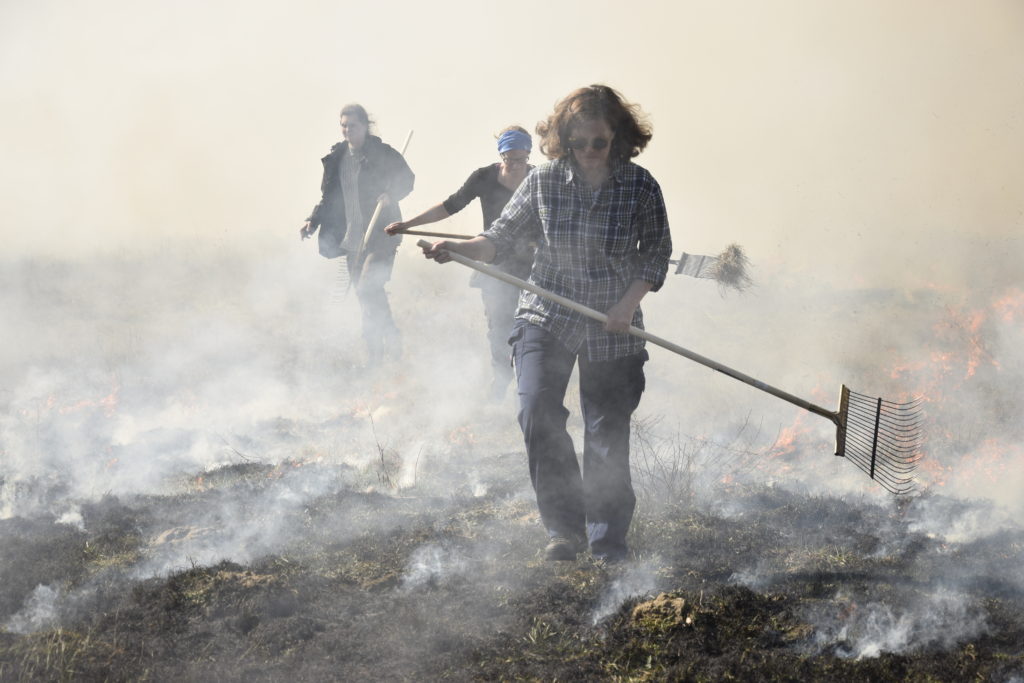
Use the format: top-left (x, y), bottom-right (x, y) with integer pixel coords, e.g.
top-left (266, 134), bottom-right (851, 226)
top-left (385, 126), bottom-right (535, 400)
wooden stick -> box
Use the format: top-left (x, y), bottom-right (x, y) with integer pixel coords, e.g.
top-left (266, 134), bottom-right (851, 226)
top-left (397, 228), bottom-right (476, 240)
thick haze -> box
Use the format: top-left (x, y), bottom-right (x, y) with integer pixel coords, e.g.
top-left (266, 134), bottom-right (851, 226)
top-left (1, 2), bottom-right (1022, 515)
top-left (1, 4), bottom-right (1023, 653)
top-left (1, 0), bottom-right (1021, 290)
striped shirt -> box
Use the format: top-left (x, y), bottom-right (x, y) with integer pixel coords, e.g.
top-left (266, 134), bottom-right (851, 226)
top-left (482, 158), bottom-right (672, 361)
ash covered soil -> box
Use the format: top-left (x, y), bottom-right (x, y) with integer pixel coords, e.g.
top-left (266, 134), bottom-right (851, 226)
top-left (2, 253), bottom-right (1023, 681)
top-left (2, 449), bottom-right (1023, 681)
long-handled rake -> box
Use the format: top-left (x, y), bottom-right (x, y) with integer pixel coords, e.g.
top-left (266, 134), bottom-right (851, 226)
top-left (417, 239), bottom-right (924, 494)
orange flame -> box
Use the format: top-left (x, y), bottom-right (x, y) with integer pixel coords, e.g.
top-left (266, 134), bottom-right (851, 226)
top-left (767, 413), bottom-right (813, 459)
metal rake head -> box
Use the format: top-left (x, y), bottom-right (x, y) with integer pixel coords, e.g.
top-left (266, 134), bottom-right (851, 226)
top-left (835, 385), bottom-right (924, 494)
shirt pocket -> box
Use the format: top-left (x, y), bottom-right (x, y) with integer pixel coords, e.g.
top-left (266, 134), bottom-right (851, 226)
top-left (598, 204), bottom-right (637, 256)
top-left (538, 202), bottom-right (584, 248)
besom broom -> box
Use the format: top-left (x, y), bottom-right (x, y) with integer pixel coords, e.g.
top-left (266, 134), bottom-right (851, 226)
top-left (417, 239), bottom-right (924, 494)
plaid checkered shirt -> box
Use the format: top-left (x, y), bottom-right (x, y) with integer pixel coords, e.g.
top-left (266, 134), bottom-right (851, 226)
top-left (482, 158), bottom-right (672, 361)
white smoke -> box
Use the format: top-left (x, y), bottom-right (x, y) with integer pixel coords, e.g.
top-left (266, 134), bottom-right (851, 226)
top-left (55, 507), bottom-right (85, 531)
top-left (5, 585), bottom-right (61, 634)
top-left (903, 494), bottom-right (1016, 545)
top-left (728, 560), bottom-right (775, 591)
top-left (810, 588), bottom-right (988, 659)
top-left (401, 544), bottom-right (470, 590)
top-left (591, 560), bottom-right (661, 625)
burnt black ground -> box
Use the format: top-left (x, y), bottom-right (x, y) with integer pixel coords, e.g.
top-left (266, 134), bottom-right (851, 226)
top-left (1, 451), bottom-right (1022, 682)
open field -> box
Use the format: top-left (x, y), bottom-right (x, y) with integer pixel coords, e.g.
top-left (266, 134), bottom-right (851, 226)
top-left (2, 251), bottom-right (1022, 681)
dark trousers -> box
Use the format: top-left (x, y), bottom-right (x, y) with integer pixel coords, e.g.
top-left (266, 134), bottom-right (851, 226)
top-left (511, 322), bottom-right (646, 557)
top-left (347, 249), bottom-right (400, 364)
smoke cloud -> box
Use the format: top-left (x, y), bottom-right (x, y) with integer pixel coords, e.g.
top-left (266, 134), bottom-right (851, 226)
top-left (402, 544), bottom-right (471, 591)
top-left (4, 585), bottom-right (61, 635)
top-left (591, 560), bottom-right (661, 625)
top-left (810, 588), bottom-right (989, 659)
top-left (1, 2), bottom-right (1022, 667)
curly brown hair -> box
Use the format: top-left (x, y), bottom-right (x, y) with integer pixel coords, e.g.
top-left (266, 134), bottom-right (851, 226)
top-left (535, 85), bottom-right (652, 163)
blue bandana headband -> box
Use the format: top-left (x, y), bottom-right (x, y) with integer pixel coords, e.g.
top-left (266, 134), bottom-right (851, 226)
top-left (497, 130), bottom-right (532, 154)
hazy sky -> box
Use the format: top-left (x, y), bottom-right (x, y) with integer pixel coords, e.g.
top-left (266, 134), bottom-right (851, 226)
top-left (1, 0), bottom-right (1022, 291)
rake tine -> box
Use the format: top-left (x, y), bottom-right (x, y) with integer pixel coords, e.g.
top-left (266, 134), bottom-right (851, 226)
top-left (870, 405), bottom-right (922, 417)
top-left (845, 430), bottom-right (922, 455)
top-left (848, 395), bottom-right (923, 410)
top-left (841, 445), bottom-right (917, 480)
top-left (846, 435), bottom-right (922, 455)
top-left (843, 449), bottom-right (920, 477)
top-left (848, 400), bottom-right (925, 420)
top-left (847, 450), bottom-right (921, 473)
top-left (845, 416), bottom-right (923, 443)
top-left (848, 395), bottom-right (924, 414)
top-left (839, 438), bottom-right (921, 475)
top-left (847, 416), bottom-right (924, 435)
top-left (841, 456), bottom-right (916, 494)
top-left (844, 445), bottom-right (921, 471)
top-left (848, 394), bottom-right (925, 414)
top-left (843, 463), bottom-right (911, 492)
top-left (848, 402), bottom-right (924, 432)
top-left (846, 444), bottom-right (922, 465)
top-left (848, 407), bottom-right (924, 428)
top-left (881, 396), bottom-right (926, 408)
top-left (846, 409), bottom-right (923, 432)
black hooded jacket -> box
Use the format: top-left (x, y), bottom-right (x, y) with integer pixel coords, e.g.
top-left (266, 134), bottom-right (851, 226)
top-left (307, 135), bottom-right (414, 259)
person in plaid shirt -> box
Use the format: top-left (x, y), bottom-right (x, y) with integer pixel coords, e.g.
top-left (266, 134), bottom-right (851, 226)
top-left (422, 85), bottom-right (672, 563)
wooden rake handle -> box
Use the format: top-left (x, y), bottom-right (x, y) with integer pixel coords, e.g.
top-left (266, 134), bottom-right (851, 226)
top-left (416, 239), bottom-right (837, 423)
top-left (396, 228), bottom-right (476, 240)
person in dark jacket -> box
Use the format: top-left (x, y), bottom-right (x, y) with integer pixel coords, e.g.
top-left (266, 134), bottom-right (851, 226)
top-left (300, 103), bottom-right (414, 365)
top-left (384, 126), bottom-right (534, 399)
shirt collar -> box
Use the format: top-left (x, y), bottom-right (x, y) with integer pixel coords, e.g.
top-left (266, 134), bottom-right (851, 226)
top-left (563, 158), bottom-right (625, 186)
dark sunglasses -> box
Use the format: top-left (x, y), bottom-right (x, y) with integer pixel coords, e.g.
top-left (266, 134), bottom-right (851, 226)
top-left (566, 137), bottom-right (610, 151)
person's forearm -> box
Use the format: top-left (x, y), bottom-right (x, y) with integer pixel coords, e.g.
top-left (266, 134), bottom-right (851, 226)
top-left (618, 279), bottom-right (654, 310)
top-left (403, 203), bottom-right (451, 229)
top-left (603, 279), bottom-right (655, 332)
top-left (448, 236), bottom-right (496, 263)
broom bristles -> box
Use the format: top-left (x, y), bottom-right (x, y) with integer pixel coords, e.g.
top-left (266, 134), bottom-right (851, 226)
top-left (710, 243), bottom-right (753, 293)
